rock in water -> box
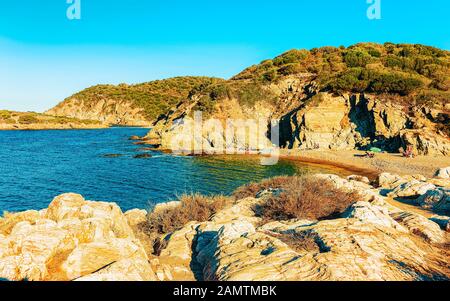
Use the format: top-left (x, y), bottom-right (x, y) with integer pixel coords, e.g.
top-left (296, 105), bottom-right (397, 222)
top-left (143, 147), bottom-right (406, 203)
top-left (133, 153), bottom-right (152, 159)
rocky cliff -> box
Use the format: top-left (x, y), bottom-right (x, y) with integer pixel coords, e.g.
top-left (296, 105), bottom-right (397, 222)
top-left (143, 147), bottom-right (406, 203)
top-left (46, 98), bottom-right (149, 127)
top-left (143, 43), bottom-right (450, 156)
top-left (146, 79), bottom-right (450, 156)
top-left (1, 168), bottom-right (449, 281)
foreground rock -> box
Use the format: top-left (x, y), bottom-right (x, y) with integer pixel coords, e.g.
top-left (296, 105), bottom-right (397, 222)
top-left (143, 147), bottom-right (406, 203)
top-left (435, 167), bottom-right (450, 179)
top-left (377, 168), bottom-right (450, 215)
top-left (146, 90), bottom-right (450, 156)
top-left (0, 194), bottom-right (155, 281)
top-left (1, 171), bottom-right (449, 281)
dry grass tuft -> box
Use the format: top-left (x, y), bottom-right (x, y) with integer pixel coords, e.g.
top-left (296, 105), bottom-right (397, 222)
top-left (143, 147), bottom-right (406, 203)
top-left (274, 231), bottom-right (327, 254)
top-left (233, 176), bottom-right (293, 200)
top-left (139, 193), bottom-right (232, 255)
top-left (143, 194), bottom-right (232, 236)
top-left (235, 176), bottom-right (361, 221)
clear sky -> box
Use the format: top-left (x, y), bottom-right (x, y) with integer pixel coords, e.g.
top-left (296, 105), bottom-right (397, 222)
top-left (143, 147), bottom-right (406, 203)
top-left (1, 0), bottom-right (449, 112)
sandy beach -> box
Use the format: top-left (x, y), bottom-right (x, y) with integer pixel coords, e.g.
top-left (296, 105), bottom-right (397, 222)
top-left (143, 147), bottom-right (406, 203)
top-left (279, 149), bottom-right (450, 178)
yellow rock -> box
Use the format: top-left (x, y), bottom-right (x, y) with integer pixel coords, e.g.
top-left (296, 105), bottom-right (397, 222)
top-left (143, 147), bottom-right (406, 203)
top-left (46, 193), bottom-right (86, 221)
top-left (76, 256), bottom-right (156, 281)
top-left (62, 242), bottom-right (123, 280)
top-left (124, 209), bottom-right (147, 228)
top-left (0, 210), bottom-right (40, 235)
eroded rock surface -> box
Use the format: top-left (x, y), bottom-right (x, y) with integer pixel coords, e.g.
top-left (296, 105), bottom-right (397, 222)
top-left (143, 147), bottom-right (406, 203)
top-left (1, 172), bottom-right (449, 281)
top-left (0, 194), bottom-right (154, 281)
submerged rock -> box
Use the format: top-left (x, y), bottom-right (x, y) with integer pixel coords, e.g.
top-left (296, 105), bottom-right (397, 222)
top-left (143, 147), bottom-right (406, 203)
top-left (133, 153), bottom-right (153, 159)
top-left (102, 154), bottom-right (123, 158)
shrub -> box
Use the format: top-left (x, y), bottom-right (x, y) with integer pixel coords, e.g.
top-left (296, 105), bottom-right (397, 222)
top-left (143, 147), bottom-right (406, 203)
top-left (368, 73), bottom-right (423, 95)
top-left (278, 63), bottom-right (305, 76)
top-left (142, 194), bottom-right (232, 235)
top-left (233, 176), bottom-right (294, 200)
top-left (209, 84), bottom-right (230, 100)
top-left (344, 49), bottom-right (372, 67)
top-left (236, 82), bottom-right (276, 107)
top-left (328, 68), bottom-right (424, 95)
top-left (261, 69), bottom-right (278, 82)
top-left (326, 68), bottom-right (369, 93)
top-left (273, 49), bottom-right (308, 66)
top-left (18, 114), bottom-right (39, 124)
top-left (368, 48), bottom-right (382, 58)
top-left (0, 110), bottom-right (11, 120)
top-left (235, 176), bottom-right (361, 221)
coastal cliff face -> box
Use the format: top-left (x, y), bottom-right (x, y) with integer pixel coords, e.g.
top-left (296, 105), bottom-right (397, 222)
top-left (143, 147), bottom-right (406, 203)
top-left (143, 43), bottom-right (450, 156)
top-left (1, 168), bottom-right (449, 281)
top-left (41, 43), bottom-right (449, 154)
top-left (146, 78), bottom-right (450, 156)
top-left (46, 98), bottom-right (149, 127)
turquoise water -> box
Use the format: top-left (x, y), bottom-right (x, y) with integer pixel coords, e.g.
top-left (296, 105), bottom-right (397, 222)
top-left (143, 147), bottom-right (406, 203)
top-left (0, 128), bottom-right (343, 212)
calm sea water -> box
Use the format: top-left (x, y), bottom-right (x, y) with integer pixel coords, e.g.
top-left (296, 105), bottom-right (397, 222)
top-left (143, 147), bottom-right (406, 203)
top-left (0, 128), bottom-right (346, 212)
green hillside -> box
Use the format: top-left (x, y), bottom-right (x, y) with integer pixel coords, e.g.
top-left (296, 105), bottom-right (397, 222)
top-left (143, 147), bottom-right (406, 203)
top-left (61, 76), bottom-right (224, 120)
top-left (54, 43), bottom-right (449, 122)
top-left (166, 43), bottom-right (450, 119)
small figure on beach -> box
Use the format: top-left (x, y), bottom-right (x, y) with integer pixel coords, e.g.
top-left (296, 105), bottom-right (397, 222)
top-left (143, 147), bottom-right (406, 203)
top-left (399, 145), bottom-right (415, 158)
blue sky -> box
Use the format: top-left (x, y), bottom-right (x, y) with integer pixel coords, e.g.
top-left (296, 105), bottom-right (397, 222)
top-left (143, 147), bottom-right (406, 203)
top-left (0, 0), bottom-right (449, 112)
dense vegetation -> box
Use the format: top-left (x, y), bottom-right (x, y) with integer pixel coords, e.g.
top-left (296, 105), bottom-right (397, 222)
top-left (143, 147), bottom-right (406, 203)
top-left (192, 80), bottom-right (278, 113)
top-left (62, 77), bottom-right (224, 120)
top-left (232, 43), bottom-right (450, 107)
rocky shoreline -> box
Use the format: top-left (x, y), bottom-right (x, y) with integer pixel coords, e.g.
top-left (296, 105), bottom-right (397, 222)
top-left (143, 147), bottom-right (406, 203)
top-left (0, 123), bottom-right (108, 131)
top-left (1, 167), bottom-right (449, 281)
top-left (0, 110), bottom-right (108, 131)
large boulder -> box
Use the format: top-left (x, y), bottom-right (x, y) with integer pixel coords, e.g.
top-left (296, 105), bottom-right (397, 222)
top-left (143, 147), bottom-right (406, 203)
top-left (377, 173), bottom-right (407, 189)
top-left (61, 238), bottom-right (149, 280)
top-left (342, 202), bottom-right (406, 231)
top-left (0, 210), bottom-right (41, 235)
top-left (417, 188), bottom-right (450, 212)
top-left (400, 129), bottom-right (450, 156)
top-left (0, 194), bottom-right (150, 281)
top-left (435, 167), bottom-right (450, 179)
top-left (124, 209), bottom-right (147, 228)
top-left (195, 217), bottom-right (448, 281)
top-left (46, 194), bottom-right (135, 239)
top-left (430, 215), bottom-right (450, 232)
top-left (75, 257), bottom-right (156, 281)
top-left (388, 180), bottom-right (436, 198)
top-left (391, 212), bottom-right (445, 244)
